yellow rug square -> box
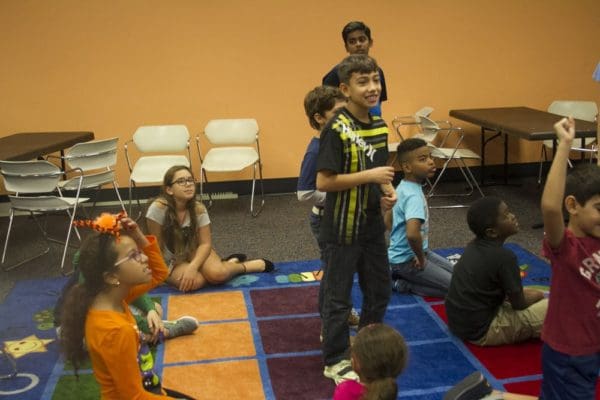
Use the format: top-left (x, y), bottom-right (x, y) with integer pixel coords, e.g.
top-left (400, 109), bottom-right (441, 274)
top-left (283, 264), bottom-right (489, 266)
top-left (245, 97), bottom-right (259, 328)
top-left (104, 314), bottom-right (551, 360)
top-left (167, 291), bottom-right (248, 322)
top-left (162, 359), bottom-right (265, 400)
top-left (164, 321), bottom-right (255, 363)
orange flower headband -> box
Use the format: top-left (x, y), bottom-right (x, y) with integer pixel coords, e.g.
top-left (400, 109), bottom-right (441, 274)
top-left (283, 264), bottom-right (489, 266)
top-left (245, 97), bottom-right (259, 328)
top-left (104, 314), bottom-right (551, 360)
top-left (73, 211), bottom-right (126, 241)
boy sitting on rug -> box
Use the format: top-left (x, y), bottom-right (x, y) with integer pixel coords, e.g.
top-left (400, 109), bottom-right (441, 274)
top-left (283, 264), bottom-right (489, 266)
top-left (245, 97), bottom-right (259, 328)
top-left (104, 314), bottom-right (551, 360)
top-left (386, 138), bottom-right (454, 297)
top-left (539, 117), bottom-right (600, 399)
top-left (445, 196), bottom-right (547, 346)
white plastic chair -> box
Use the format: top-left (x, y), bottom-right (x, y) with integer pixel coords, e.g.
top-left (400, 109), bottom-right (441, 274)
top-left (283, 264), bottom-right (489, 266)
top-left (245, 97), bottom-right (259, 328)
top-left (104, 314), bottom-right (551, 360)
top-left (538, 100), bottom-right (599, 183)
top-left (51, 137), bottom-right (125, 211)
top-left (0, 160), bottom-right (88, 273)
top-left (196, 118), bottom-right (264, 217)
top-left (124, 125), bottom-right (191, 215)
top-left (390, 107), bottom-right (435, 152)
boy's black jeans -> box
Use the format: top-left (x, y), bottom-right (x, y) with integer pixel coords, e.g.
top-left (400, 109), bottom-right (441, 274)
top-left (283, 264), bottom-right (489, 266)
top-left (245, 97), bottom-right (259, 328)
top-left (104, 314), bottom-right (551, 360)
top-left (320, 237), bottom-right (391, 366)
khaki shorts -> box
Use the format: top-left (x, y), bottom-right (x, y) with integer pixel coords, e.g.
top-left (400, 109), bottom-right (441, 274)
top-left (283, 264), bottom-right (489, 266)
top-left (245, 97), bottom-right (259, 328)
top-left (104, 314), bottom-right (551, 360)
top-left (471, 298), bottom-right (548, 346)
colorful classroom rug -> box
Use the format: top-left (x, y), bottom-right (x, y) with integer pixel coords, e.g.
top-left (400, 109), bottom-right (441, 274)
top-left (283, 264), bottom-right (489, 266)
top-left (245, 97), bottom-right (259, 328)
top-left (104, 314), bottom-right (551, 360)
top-left (0, 243), bottom-right (597, 399)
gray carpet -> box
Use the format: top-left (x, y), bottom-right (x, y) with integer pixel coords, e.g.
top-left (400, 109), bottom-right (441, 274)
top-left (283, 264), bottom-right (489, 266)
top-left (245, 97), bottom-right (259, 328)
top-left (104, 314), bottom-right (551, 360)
top-left (0, 176), bottom-right (547, 302)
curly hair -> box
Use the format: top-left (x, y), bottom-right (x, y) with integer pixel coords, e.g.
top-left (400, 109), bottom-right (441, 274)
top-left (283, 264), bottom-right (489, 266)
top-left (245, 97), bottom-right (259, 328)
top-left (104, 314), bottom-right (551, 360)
top-left (155, 165), bottom-right (205, 263)
top-left (352, 324), bottom-right (408, 400)
top-left (59, 233), bottom-right (119, 374)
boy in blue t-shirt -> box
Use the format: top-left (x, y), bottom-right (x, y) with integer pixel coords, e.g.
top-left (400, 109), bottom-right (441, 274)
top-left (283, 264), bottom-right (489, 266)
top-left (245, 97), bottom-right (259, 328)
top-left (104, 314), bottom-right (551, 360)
top-left (386, 138), bottom-right (454, 298)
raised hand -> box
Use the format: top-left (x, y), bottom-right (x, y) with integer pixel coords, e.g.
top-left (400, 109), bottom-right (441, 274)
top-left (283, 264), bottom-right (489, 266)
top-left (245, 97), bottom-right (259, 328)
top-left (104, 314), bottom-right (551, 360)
top-left (553, 117), bottom-right (575, 144)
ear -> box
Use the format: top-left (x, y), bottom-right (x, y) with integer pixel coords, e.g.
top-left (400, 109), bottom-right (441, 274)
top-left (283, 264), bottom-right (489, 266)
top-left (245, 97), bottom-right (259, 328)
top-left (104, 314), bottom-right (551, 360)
top-left (564, 195), bottom-right (578, 215)
top-left (485, 227), bottom-right (498, 239)
top-left (165, 185), bottom-right (174, 196)
top-left (400, 159), bottom-right (412, 173)
top-left (339, 82), bottom-right (351, 98)
top-left (103, 270), bottom-right (120, 287)
top-left (313, 112), bottom-right (327, 127)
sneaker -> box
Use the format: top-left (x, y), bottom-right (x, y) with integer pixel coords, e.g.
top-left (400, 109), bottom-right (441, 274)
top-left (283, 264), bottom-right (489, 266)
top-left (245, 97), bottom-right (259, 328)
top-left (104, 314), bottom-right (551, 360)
top-left (348, 308), bottom-right (360, 328)
top-left (443, 371), bottom-right (493, 400)
top-left (164, 316), bottom-right (199, 339)
top-left (323, 359), bottom-right (359, 385)
top-left (392, 278), bottom-right (410, 293)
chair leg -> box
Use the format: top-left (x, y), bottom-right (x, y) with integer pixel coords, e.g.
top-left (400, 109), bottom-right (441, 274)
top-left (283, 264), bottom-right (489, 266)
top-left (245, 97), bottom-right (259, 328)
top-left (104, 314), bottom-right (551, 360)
top-left (113, 181), bottom-right (127, 212)
top-left (199, 168), bottom-right (213, 209)
top-left (60, 206), bottom-right (79, 276)
top-left (128, 181), bottom-right (143, 219)
top-left (250, 161), bottom-right (265, 217)
top-left (2, 211), bottom-right (51, 271)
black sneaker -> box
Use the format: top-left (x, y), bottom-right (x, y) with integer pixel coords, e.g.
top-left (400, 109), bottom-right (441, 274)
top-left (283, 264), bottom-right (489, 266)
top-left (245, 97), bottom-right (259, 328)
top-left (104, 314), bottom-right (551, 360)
top-left (443, 372), bottom-right (493, 400)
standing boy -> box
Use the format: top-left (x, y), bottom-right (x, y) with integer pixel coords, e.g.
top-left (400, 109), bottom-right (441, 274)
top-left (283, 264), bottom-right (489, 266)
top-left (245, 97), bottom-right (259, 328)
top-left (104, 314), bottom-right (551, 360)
top-left (322, 21), bottom-right (388, 117)
top-left (386, 138), bottom-right (454, 298)
top-left (298, 86), bottom-right (360, 328)
top-left (540, 117), bottom-right (600, 399)
top-left (445, 196), bottom-right (548, 345)
top-left (317, 54), bottom-right (396, 384)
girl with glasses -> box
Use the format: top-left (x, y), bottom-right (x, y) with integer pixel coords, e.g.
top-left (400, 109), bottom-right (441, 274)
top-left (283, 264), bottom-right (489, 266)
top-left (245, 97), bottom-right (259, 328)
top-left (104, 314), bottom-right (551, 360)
top-left (60, 214), bottom-right (193, 399)
top-left (145, 165), bottom-right (274, 292)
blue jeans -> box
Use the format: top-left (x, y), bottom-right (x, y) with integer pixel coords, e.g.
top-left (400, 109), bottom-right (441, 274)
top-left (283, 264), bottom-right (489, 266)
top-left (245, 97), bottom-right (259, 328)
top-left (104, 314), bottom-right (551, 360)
top-left (320, 238), bottom-right (391, 365)
top-left (390, 250), bottom-right (453, 297)
top-left (540, 343), bottom-right (600, 400)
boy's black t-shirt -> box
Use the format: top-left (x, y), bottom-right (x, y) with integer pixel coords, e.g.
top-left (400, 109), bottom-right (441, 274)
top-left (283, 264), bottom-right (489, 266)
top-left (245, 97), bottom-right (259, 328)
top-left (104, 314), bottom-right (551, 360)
top-left (316, 107), bottom-right (389, 245)
top-left (445, 238), bottom-right (523, 341)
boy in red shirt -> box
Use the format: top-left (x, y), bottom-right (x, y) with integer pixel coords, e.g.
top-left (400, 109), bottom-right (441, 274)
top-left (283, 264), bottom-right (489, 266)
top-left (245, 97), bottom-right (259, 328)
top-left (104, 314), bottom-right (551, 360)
top-left (540, 117), bottom-right (600, 399)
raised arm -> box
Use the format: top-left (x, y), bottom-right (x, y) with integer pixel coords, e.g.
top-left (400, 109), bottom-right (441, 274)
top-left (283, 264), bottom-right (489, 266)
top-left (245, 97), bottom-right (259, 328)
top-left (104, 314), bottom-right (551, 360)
top-left (541, 117), bottom-right (575, 248)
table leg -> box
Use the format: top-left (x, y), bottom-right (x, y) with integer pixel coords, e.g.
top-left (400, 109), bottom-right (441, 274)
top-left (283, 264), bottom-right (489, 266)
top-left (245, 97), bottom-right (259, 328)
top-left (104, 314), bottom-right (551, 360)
top-left (504, 132), bottom-right (508, 185)
top-left (481, 127), bottom-right (502, 186)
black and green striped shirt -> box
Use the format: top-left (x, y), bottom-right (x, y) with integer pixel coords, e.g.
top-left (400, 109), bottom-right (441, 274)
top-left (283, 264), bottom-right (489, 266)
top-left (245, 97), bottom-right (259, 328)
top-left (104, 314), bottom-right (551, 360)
top-left (317, 108), bottom-right (389, 245)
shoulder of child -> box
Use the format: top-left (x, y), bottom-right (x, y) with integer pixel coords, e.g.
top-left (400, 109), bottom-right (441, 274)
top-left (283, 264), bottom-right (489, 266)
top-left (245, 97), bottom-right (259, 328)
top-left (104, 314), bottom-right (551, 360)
top-left (151, 198), bottom-right (168, 209)
top-left (195, 201), bottom-right (208, 214)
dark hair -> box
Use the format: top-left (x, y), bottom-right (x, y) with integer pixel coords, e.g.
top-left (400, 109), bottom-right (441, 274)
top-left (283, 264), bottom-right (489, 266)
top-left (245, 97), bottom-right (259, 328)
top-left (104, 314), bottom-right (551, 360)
top-left (337, 54), bottom-right (379, 85)
top-left (303, 86), bottom-right (346, 130)
top-left (155, 165), bottom-right (203, 262)
top-left (352, 324), bottom-right (408, 400)
top-left (60, 232), bottom-right (119, 374)
top-left (395, 138), bottom-right (428, 165)
top-left (467, 196), bottom-right (503, 238)
top-left (342, 21), bottom-right (372, 43)
top-left (565, 164), bottom-right (600, 206)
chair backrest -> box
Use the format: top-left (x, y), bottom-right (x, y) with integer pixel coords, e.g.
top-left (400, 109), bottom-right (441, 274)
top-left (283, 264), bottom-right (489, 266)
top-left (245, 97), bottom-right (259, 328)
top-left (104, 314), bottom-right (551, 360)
top-left (64, 137), bottom-right (118, 171)
top-left (0, 160), bottom-right (62, 194)
top-left (547, 100), bottom-right (598, 122)
top-left (204, 119), bottom-right (259, 145)
top-left (133, 125), bottom-right (190, 152)
top-left (418, 116), bottom-right (441, 140)
top-left (415, 106), bottom-right (434, 122)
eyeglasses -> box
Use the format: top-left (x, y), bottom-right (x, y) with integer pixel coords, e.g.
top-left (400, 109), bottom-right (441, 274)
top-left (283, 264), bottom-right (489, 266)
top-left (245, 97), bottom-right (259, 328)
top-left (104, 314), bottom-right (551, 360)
top-left (171, 177), bottom-right (195, 186)
top-left (114, 249), bottom-right (145, 266)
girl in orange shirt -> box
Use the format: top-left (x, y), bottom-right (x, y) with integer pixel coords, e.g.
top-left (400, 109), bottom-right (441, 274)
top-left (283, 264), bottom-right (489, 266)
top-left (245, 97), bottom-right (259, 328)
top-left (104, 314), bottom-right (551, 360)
top-left (59, 214), bottom-right (192, 399)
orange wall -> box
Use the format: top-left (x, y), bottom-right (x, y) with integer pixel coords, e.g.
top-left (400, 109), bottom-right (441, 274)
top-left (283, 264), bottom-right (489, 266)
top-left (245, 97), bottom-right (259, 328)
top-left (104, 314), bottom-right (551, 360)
top-left (1, 0), bottom-right (599, 187)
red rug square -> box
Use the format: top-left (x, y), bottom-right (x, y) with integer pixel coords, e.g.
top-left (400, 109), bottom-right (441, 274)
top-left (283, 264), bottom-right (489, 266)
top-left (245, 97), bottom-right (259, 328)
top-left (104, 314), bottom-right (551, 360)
top-left (257, 316), bottom-right (321, 354)
top-left (267, 355), bottom-right (335, 400)
top-left (431, 303), bottom-right (542, 379)
top-left (250, 285), bottom-right (319, 317)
